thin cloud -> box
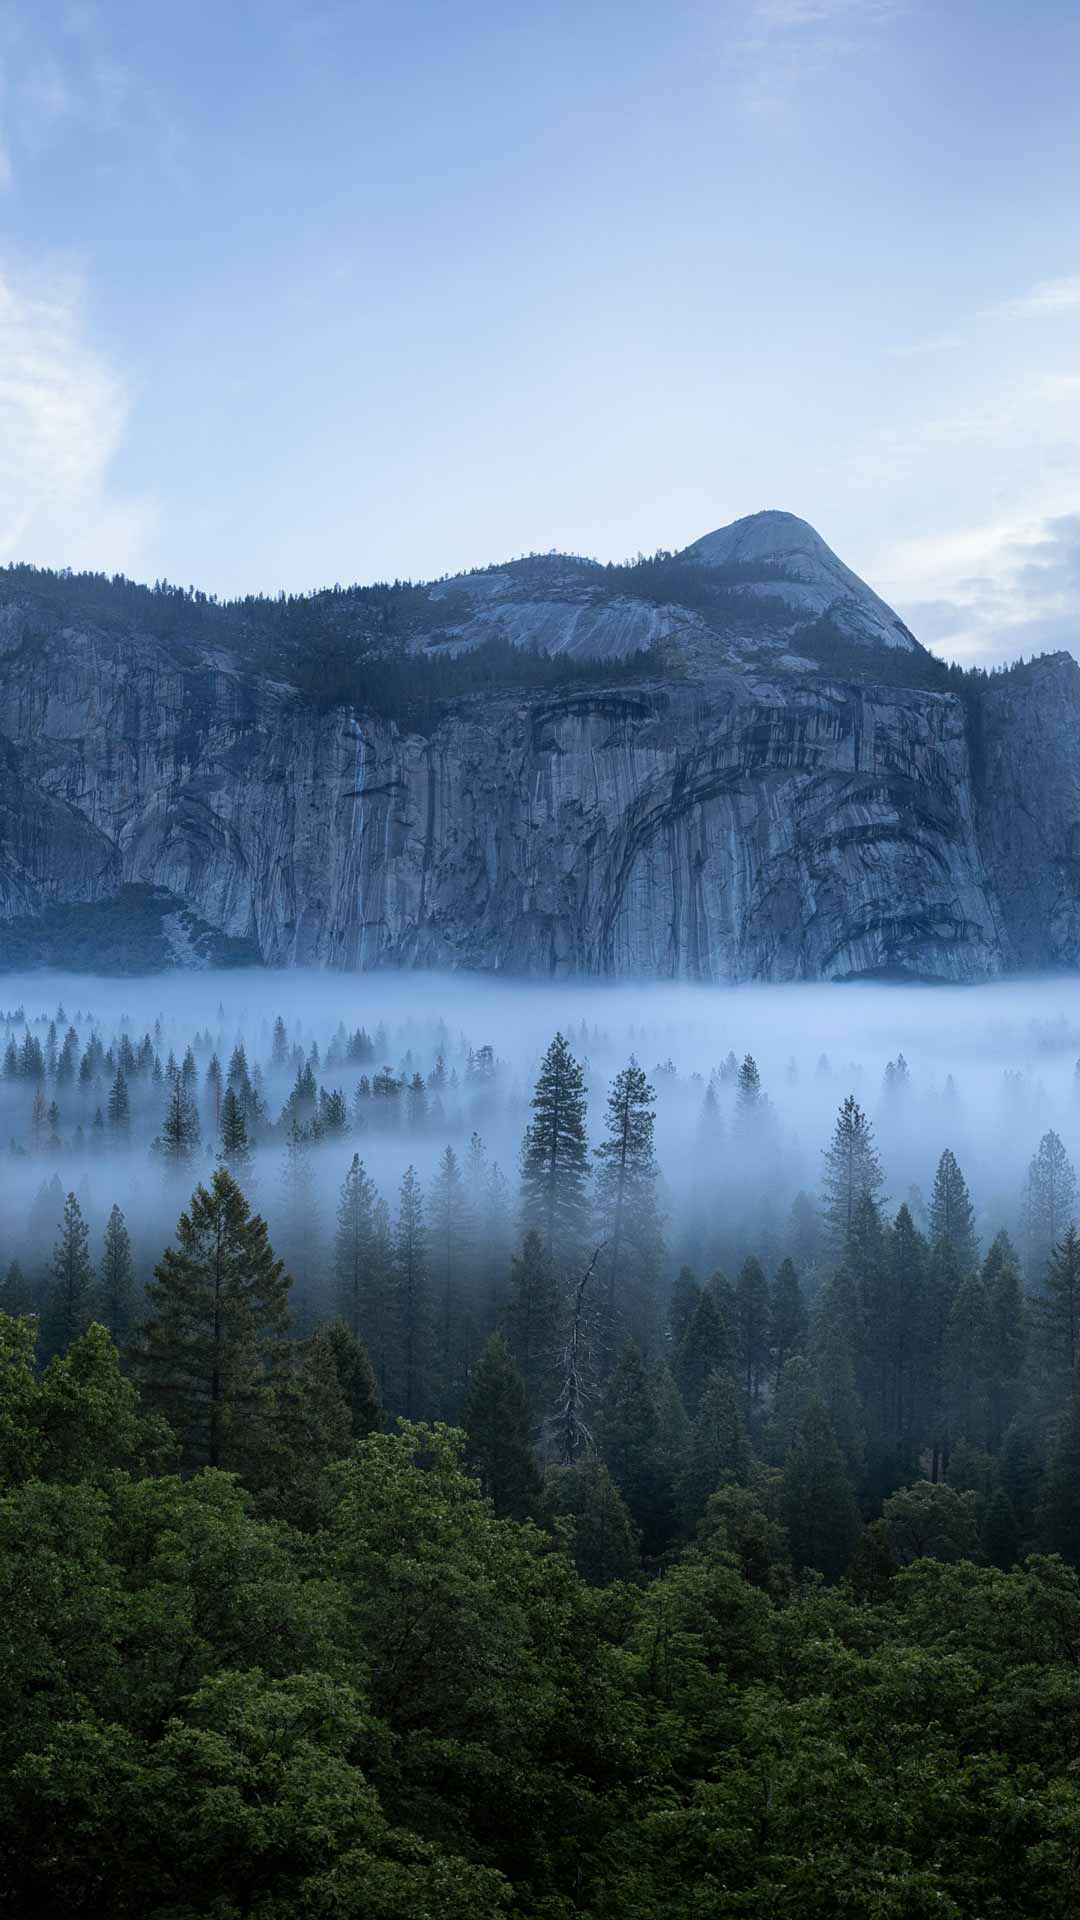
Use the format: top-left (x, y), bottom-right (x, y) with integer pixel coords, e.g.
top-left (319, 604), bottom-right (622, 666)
top-left (0, 260), bottom-right (153, 573)
top-left (736, 0), bottom-right (902, 122)
top-left (994, 276), bottom-right (1080, 320)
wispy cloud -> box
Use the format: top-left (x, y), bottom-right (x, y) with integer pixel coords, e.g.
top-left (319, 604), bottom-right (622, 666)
top-left (993, 275), bottom-right (1080, 320)
top-left (735, 0), bottom-right (903, 122)
top-left (0, 260), bottom-right (153, 573)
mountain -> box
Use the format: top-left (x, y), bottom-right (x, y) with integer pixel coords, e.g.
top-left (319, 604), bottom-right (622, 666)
top-left (0, 510), bottom-right (1077, 980)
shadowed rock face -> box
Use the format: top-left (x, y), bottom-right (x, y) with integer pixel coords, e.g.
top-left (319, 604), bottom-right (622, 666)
top-left (0, 513), bottom-right (1077, 980)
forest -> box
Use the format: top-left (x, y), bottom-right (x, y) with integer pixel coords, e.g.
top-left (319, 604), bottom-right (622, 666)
top-left (3, 970), bottom-right (1080, 1916)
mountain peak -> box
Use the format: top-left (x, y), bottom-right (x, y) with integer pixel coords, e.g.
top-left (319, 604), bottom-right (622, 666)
top-left (680, 509), bottom-right (919, 653)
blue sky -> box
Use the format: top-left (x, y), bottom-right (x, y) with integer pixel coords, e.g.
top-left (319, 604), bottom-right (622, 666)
top-left (1, 0), bottom-right (1079, 663)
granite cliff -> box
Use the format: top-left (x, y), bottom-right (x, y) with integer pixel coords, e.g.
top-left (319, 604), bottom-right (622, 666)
top-left (0, 511), bottom-right (1076, 980)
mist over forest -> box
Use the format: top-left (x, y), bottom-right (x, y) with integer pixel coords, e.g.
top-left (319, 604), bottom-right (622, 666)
top-left (9, 967), bottom-right (1080, 1915)
top-left (6, 969), bottom-right (1080, 1326)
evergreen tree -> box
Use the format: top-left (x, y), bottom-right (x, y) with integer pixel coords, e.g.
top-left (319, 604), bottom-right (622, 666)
top-left (40, 1192), bottom-right (94, 1361)
top-left (430, 1144), bottom-right (470, 1411)
top-left (982, 1487), bottom-right (1021, 1570)
top-left (734, 1054), bottom-right (762, 1132)
top-left (781, 1400), bottom-right (861, 1580)
top-left (1036, 1222), bottom-right (1080, 1384)
top-left (679, 1368), bottom-right (750, 1527)
top-left (596, 1339), bottom-right (675, 1554)
top-left (155, 1059), bottom-right (201, 1173)
top-left (519, 1033), bottom-right (590, 1269)
top-left (1024, 1130), bottom-right (1078, 1283)
top-left (138, 1168), bottom-right (290, 1470)
top-left (982, 1230), bottom-right (1026, 1447)
top-left (821, 1095), bottom-right (884, 1254)
top-left (769, 1256), bottom-right (807, 1387)
top-left (280, 1119), bottom-right (320, 1331)
top-left (333, 1153), bottom-right (382, 1344)
top-left (594, 1059), bottom-right (662, 1349)
top-left (944, 1263), bottom-right (991, 1446)
top-left (675, 1286), bottom-right (731, 1417)
top-left (1037, 1377), bottom-right (1080, 1567)
top-left (393, 1165), bottom-right (431, 1418)
top-left (733, 1255), bottom-right (771, 1408)
top-left (543, 1457), bottom-right (640, 1584)
top-left (462, 1332), bottom-right (542, 1521)
top-left (321, 1317), bottom-right (383, 1440)
top-left (97, 1203), bottom-right (136, 1347)
top-left (667, 1265), bottom-right (701, 1350)
top-left (219, 1087), bottom-right (254, 1180)
top-left (255, 1327), bottom-right (353, 1529)
top-left (928, 1149), bottom-right (978, 1271)
top-left (810, 1264), bottom-right (866, 1479)
top-left (1, 1259), bottom-right (31, 1317)
top-left (504, 1228), bottom-right (561, 1421)
top-left (106, 1069), bottom-right (130, 1140)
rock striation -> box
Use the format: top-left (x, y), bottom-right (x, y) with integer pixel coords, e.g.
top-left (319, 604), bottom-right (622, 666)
top-left (0, 512), bottom-right (1077, 980)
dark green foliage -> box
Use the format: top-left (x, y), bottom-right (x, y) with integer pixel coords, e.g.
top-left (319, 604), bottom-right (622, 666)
top-left (594, 1059), bottom-right (662, 1350)
top-left (321, 1318), bottom-right (383, 1440)
top-left (138, 1168), bottom-right (290, 1470)
top-left (504, 1227), bottom-right (561, 1418)
top-left (780, 1400), bottom-right (861, 1580)
top-left (543, 1455), bottom-right (640, 1584)
top-left (39, 1192), bottom-right (94, 1363)
top-left (1036, 1222), bottom-right (1080, 1384)
top-left (1037, 1377), bottom-right (1080, 1566)
top-left (821, 1093), bottom-right (884, 1252)
top-left (733, 1254), bottom-right (771, 1407)
top-left (462, 1333), bottom-right (542, 1521)
top-left (679, 1368), bottom-right (750, 1526)
top-left (392, 1166), bottom-right (431, 1418)
top-left (519, 1032), bottom-right (591, 1269)
top-left (675, 1285), bottom-right (730, 1416)
top-left (596, 1340), bottom-right (675, 1554)
top-left (96, 1203), bottom-right (136, 1347)
top-left (769, 1255), bottom-right (806, 1386)
top-left (982, 1486), bottom-right (1020, 1569)
top-left (928, 1147), bottom-right (978, 1271)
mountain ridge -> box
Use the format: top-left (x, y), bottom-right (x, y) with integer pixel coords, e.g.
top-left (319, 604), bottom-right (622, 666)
top-left (0, 510), bottom-right (1077, 982)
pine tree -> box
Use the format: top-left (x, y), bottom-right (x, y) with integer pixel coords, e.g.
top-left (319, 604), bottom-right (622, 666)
top-left (393, 1165), bottom-right (431, 1418)
top-left (810, 1265), bottom-right (865, 1478)
top-left (321, 1317), bottom-right (383, 1439)
top-left (667, 1266), bottom-right (701, 1350)
top-left (1037, 1376), bottom-right (1080, 1567)
top-left (543, 1457), bottom-right (640, 1585)
top-left (886, 1203), bottom-right (929, 1465)
top-left (462, 1332), bottom-right (542, 1521)
top-left (675, 1286), bottom-right (731, 1418)
top-left (40, 1192), bottom-right (94, 1361)
top-left (597, 1340), bottom-right (675, 1554)
top-left (1, 1259), bottom-right (31, 1317)
top-left (138, 1168), bottom-right (290, 1470)
top-left (155, 1059), bottom-right (201, 1173)
top-left (1036, 1223), bottom-right (1080, 1385)
top-left (1024, 1129), bottom-right (1078, 1283)
top-left (333, 1153), bottom-right (381, 1339)
top-left (430, 1144), bottom-right (470, 1411)
top-left (504, 1227), bottom-right (561, 1420)
top-left (97, 1203), bottom-right (136, 1347)
top-left (280, 1119), bottom-right (320, 1331)
top-left (734, 1054), bottom-right (762, 1132)
top-left (769, 1256), bottom-right (807, 1387)
top-left (106, 1069), bottom-right (130, 1140)
top-left (821, 1095), bottom-right (884, 1254)
top-left (982, 1230), bottom-right (1026, 1447)
top-left (982, 1487), bottom-right (1021, 1570)
top-left (205, 1053), bottom-right (224, 1133)
top-left (679, 1368), bottom-right (750, 1526)
top-left (519, 1033), bottom-right (591, 1270)
top-left (928, 1149), bottom-right (978, 1271)
top-left (733, 1255), bottom-right (771, 1408)
top-left (943, 1263), bottom-right (991, 1446)
top-left (781, 1400), bottom-right (861, 1580)
top-left (219, 1086), bottom-right (254, 1180)
top-left (594, 1059), bottom-right (662, 1349)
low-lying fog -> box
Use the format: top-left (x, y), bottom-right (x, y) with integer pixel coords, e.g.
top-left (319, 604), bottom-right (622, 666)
top-left (2, 969), bottom-right (1079, 1307)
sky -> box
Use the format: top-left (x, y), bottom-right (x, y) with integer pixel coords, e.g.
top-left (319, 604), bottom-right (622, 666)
top-left (0, 0), bottom-right (1078, 666)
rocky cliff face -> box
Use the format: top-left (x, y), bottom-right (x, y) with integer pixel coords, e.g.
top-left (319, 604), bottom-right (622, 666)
top-left (0, 514), bottom-right (1077, 980)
